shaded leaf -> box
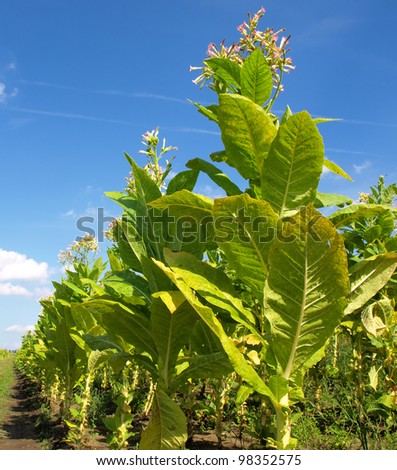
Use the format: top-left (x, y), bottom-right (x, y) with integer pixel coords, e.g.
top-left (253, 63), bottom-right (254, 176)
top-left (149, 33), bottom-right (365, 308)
top-left (264, 205), bottom-right (349, 380)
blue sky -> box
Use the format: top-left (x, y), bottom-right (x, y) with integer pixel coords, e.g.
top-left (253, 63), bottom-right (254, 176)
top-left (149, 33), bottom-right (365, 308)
top-left (0, 0), bottom-right (396, 349)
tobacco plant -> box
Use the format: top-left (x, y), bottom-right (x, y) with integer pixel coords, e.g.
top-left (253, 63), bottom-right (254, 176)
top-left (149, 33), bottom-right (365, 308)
top-left (149, 10), bottom-right (397, 448)
top-left (15, 7), bottom-right (397, 450)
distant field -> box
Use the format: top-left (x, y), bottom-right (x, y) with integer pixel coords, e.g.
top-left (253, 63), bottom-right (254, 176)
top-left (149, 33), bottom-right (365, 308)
top-left (0, 354), bottom-right (15, 438)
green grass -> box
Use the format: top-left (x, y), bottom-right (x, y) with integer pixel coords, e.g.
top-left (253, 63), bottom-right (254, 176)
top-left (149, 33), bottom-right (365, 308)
top-left (0, 354), bottom-right (15, 438)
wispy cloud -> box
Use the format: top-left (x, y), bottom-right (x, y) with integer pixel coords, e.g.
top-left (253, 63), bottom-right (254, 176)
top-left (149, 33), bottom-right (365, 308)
top-left (93, 89), bottom-right (188, 104)
top-left (163, 126), bottom-right (220, 136)
top-left (341, 119), bottom-right (397, 129)
top-left (19, 79), bottom-right (188, 104)
top-left (8, 106), bottom-right (220, 136)
top-left (0, 82), bottom-right (18, 103)
top-left (353, 160), bottom-right (372, 175)
top-left (325, 147), bottom-right (367, 156)
top-left (5, 324), bottom-right (35, 333)
top-left (8, 106), bottom-right (134, 125)
top-left (62, 209), bottom-right (76, 217)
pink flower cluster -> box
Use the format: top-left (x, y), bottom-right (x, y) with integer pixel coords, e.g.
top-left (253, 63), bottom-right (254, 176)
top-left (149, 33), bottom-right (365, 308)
top-left (191, 7), bottom-right (295, 94)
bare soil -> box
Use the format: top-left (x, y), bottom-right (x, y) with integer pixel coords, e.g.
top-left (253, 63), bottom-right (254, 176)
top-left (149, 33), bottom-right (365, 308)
top-left (0, 372), bottom-right (43, 450)
top-left (0, 371), bottom-right (255, 450)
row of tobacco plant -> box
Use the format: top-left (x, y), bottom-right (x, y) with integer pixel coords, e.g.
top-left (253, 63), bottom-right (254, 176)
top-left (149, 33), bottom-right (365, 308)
top-left (16, 8), bottom-right (397, 449)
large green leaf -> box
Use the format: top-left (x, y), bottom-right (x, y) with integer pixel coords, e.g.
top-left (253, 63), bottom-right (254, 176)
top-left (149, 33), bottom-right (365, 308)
top-left (218, 94), bottom-right (277, 180)
top-left (139, 389), bottom-right (187, 450)
top-left (328, 204), bottom-right (396, 228)
top-left (164, 249), bottom-right (258, 333)
top-left (149, 190), bottom-right (214, 255)
top-left (102, 270), bottom-right (151, 304)
top-left (261, 111), bottom-right (324, 216)
top-left (152, 258), bottom-right (277, 405)
top-left (83, 299), bottom-right (157, 360)
top-left (264, 205), bottom-right (349, 380)
top-left (345, 253), bottom-right (397, 316)
top-left (213, 194), bottom-right (278, 303)
top-left (83, 334), bottom-right (122, 352)
top-left (186, 158), bottom-right (242, 196)
top-left (71, 304), bottom-right (97, 333)
top-left (150, 291), bottom-right (196, 388)
top-left (241, 48), bottom-right (273, 105)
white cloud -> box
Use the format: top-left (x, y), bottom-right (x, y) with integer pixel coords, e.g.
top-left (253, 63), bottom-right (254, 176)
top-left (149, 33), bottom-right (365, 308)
top-left (199, 184), bottom-right (225, 200)
top-left (353, 160), bottom-right (372, 175)
top-left (0, 282), bottom-right (31, 296)
top-left (0, 249), bottom-right (49, 282)
top-left (5, 324), bottom-right (35, 333)
top-left (6, 62), bottom-right (16, 71)
top-left (34, 286), bottom-right (53, 298)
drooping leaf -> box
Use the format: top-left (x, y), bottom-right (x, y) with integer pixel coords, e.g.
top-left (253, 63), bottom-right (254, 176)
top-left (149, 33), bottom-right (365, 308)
top-left (323, 158), bottom-right (353, 181)
top-left (218, 94), bottom-right (277, 180)
top-left (83, 299), bottom-right (157, 360)
top-left (264, 205), bottom-right (349, 380)
top-left (139, 389), bottom-right (187, 450)
top-left (186, 158), bottom-right (242, 196)
top-left (261, 111), bottom-right (324, 216)
top-left (164, 249), bottom-right (258, 332)
top-left (314, 192), bottom-right (353, 208)
top-left (152, 258), bottom-right (277, 405)
top-left (210, 150), bottom-right (227, 163)
top-left (361, 299), bottom-right (390, 337)
top-left (313, 117), bottom-right (342, 125)
top-left (345, 253), bottom-right (397, 316)
top-left (241, 48), bottom-right (273, 105)
top-left (328, 204), bottom-right (396, 228)
top-left (188, 100), bottom-right (219, 123)
top-left (213, 194), bottom-right (278, 303)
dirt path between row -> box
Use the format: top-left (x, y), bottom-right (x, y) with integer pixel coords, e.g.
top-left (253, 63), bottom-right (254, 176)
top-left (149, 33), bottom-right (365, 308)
top-left (0, 371), bottom-right (43, 450)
